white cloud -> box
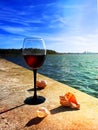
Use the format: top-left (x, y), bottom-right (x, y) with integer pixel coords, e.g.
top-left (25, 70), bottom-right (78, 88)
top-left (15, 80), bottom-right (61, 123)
top-left (44, 32), bottom-right (98, 53)
top-left (2, 26), bottom-right (25, 33)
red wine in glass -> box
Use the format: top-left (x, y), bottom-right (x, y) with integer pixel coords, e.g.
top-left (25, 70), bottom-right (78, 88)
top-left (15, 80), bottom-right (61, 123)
top-left (22, 37), bottom-right (46, 105)
top-left (24, 55), bottom-right (46, 69)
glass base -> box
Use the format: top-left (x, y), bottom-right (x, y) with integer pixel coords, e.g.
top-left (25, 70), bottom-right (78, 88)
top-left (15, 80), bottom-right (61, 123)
top-left (24, 96), bottom-right (46, 105)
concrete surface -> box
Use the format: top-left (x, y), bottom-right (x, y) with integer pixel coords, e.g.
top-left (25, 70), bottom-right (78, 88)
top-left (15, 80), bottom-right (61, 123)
top-left (0, 57), bottom-right (98, 130)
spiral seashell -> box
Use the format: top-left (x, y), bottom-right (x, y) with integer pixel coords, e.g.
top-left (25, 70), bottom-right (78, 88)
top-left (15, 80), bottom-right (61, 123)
top-left (59, 96), bottom-right (71, 107)
top-left (59, 92), bottom-right (80, 109)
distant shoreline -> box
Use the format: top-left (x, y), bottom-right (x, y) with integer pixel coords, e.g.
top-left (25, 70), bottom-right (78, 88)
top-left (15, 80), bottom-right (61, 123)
top-left (0, 48), bottom-right (64, 56)
top-left (0, 48), bottom-right (98, 57)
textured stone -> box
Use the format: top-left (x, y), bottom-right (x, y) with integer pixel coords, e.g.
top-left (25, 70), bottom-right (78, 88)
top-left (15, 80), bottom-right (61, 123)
top-left (0, 57), bottom-right (98, 130)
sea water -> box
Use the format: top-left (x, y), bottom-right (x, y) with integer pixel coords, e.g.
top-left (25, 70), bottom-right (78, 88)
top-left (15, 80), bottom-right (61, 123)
top-left (39, 54), bottom-right (98, 98)
top-left (5, 53), bottom-right (98, 98)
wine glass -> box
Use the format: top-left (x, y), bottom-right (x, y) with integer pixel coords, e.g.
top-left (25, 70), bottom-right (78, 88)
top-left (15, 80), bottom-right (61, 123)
top-left (22, 37), bottom-right (46, 105)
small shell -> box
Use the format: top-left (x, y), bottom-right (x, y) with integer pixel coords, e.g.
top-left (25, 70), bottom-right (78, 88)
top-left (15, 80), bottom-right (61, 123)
top-left (59, 92), bottom-right (80, 109)
top-left (41, 80), bottom-right (47, 86)
top-left (36, 81), bottom-right (41, 87)
top-left (65, 92), bottom-right (78, 105)
top-left (70, 103), bottom-right (80, 109)
top-left (37, 107), bottom-right (50, 118)
top-left (59, 96), bottom-right (71, 107)
top-left (36, 80), bottom-right (47, 89)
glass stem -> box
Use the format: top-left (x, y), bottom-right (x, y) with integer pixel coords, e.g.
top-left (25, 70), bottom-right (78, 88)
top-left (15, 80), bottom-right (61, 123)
top-left (33, 69), bottom-right (37, 99)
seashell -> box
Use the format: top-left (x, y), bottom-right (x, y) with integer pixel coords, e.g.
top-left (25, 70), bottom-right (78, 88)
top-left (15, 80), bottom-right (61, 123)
top-left (59, 92), bottom-right (80, 109)
top-left (36, 80), bottom-right (47, 89)
top-left (37, 107), bottom-right (50, 118)
top-left (36, 81), bottom-right (41, 87)
top-left (70, 103), bottom-right (80, 109)
top-left (59, 96), bottom-right (71, 107)
top-left (41, 80), bottom-right (47, 86)
top-left (64, 92), bottom-right (78, 105)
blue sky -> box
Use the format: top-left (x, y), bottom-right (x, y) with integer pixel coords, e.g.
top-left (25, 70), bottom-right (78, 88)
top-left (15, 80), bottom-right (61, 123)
top-left (0, 0), bottom-right (98, 52)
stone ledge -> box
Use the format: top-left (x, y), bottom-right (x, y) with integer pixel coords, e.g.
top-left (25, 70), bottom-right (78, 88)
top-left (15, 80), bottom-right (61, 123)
top-left (0, 58), bottom-right (98, 130)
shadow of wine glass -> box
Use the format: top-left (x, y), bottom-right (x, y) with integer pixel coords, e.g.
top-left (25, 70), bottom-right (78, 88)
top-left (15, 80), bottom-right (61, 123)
top-left (25, 117), bottom-right (44, 127)
top-left (50, 105), bottom-right (79, 114)
top-left (0, 103), bottom-right (25, 114)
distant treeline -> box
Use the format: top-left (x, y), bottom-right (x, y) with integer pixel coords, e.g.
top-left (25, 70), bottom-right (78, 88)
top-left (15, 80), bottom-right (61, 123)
top-left (0, 48), bottom-right (61, 56)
